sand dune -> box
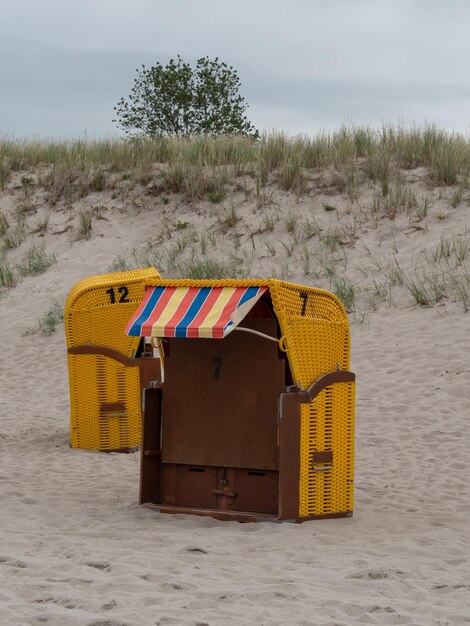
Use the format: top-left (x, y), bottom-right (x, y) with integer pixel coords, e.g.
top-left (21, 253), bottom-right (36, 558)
top-left (1, 163), bottom-right (469, 625)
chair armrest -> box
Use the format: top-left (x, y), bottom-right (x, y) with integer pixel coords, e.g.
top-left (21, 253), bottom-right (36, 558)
top-left (67, 344), bottom-right (135, 367)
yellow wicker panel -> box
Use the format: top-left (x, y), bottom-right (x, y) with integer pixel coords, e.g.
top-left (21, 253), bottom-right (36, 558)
top-left (65, 267), bottom-right (160, 356)
top-left (65, 268), bottom-right (160, 450)
top-left (69, 356), bottom-right (142, 450)
top-left (269, 279), bottom-right (346, 323)
top-left (299, 381), bottom-right (355, 517)
top-left (142, 278), bottom-right (268, 289)
top-left (285, 317), bottom-right (349, 388)
top-left (269, 279), bottom-right (350, 388)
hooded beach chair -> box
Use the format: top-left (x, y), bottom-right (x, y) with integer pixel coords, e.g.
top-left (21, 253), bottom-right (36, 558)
top-left (127, 277), bottom-right (355, 522)
top-left (65, 268), bottom-right (161, 451)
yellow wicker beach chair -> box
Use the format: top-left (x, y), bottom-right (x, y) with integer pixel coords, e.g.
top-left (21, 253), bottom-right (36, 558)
top-left (128, 277), bottom-right (355, 522)
top-left (270, 280), bottom-right (355, 520)
top-left (65, 268), bottom-right (161, 451)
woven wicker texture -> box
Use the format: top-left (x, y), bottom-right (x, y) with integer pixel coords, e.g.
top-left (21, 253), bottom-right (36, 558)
top-left (299, 381), bottom-right (355, 517)
top-left (65, 267), bottom-right (160, 354)
top-left (268, 279), bottom-right (354, 519)
top-left (65, 267), bottom-right (160, 450)
top-left (142, 278), bottom-right (268, 289)
top-left (268, 279), bottom-right (350, 388)
top-left (69, 355), bottom-right (142, 450)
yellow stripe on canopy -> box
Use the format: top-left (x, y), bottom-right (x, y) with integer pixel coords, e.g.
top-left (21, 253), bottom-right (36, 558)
top-left (197, 287), bottom-right (237, 338)
top-left (149, 287), bottom-right (190, 336)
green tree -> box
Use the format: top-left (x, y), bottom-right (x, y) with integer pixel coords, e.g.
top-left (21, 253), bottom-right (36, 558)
top-left (114, 56), bottom-right (258, 138)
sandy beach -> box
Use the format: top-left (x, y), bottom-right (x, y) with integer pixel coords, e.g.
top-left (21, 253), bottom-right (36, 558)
top-left (1, 149), bottom-right (469, 625)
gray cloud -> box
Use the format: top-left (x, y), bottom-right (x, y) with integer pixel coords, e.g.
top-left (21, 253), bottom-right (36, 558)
top-left (1, 1), bottom-right (470, 138)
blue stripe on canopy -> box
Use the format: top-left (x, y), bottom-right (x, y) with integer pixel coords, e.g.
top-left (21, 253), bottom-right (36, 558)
top-left (223, 286), bottom-right (265, 332)
top-left (173, 288), bottom-right (212, 338)
top-left (126, 286), bottom-right (167, 336)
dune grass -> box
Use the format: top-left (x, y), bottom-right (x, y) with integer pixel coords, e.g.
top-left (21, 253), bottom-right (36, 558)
top-left (2, 125), bottom-right (470, 315)
top-left (17, 243), bottom-right (56, 276)
top-left (0, 127), bottom-right (465, 224)
top-left (24, 299), bottom-right (64, 335)
top-left (1, 124), bottom-right (469, 212)
top-left (1, 123), bottom-right (470, 193)
top-left (0, 254), bottom-right (17, 287)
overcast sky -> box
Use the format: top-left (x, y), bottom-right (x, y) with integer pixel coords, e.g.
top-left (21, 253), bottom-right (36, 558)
top-left (1, 0), bottom-right (470, 139)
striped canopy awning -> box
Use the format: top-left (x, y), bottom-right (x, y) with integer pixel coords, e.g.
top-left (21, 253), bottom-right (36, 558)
top-left (126, 285), bottom-right (268, 339)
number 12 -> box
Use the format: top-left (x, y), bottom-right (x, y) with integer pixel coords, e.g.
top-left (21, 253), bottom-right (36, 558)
top-left (106, 286), bottom-right (130, 304)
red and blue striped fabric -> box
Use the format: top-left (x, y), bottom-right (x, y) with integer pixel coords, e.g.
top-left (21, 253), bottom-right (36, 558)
top-left (126, 285), bottom-right (268, 339)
